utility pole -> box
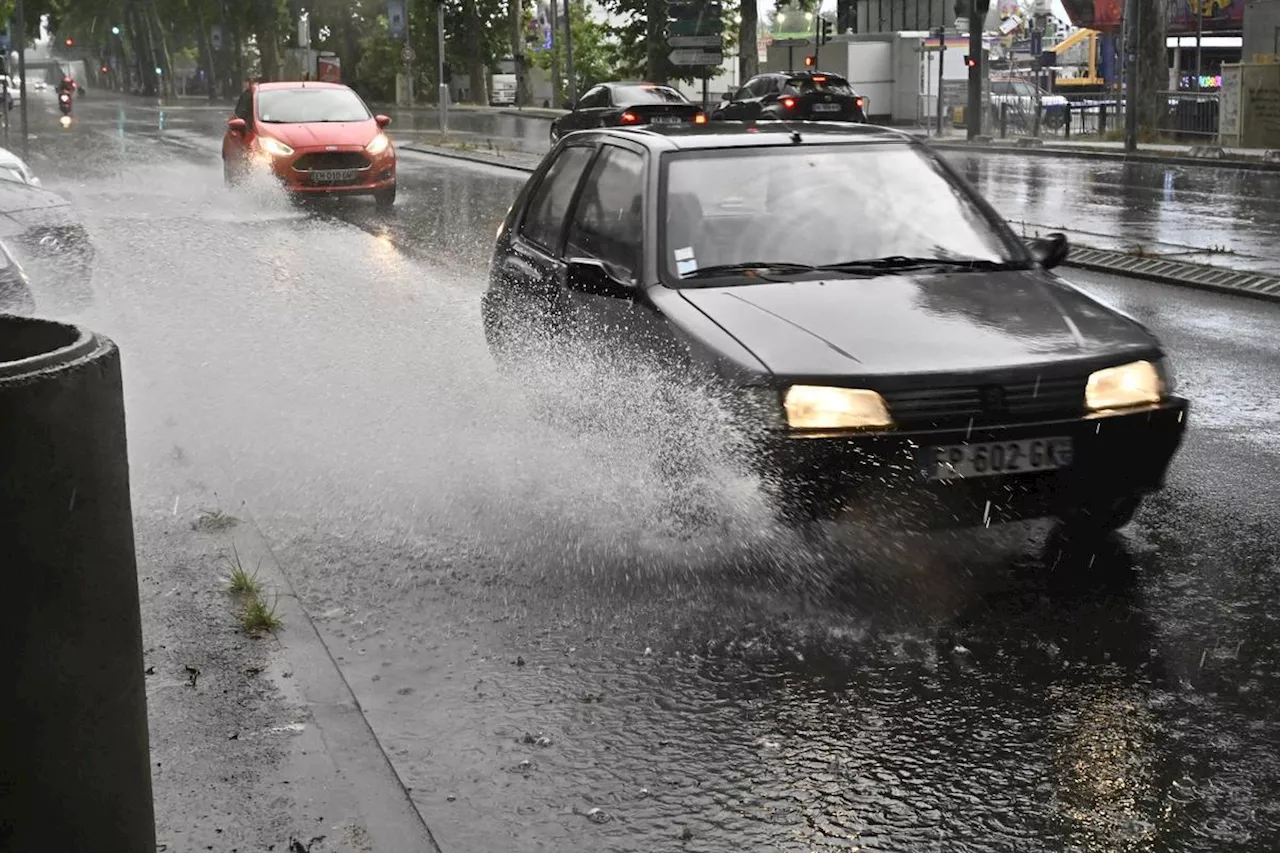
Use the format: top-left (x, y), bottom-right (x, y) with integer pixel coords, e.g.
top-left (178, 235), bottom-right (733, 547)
top-left (935, 24), bottom-right (945, 136)
top-left (14, 0), bottom-right (27, 159)
top-left (562, 0), bottom-right (576, 106)
top-left (1194, 0), bottom-right (1204, 89)
top-left (1123, 0), bottom-right (1138, 151)
top-left (438, 0), bottom-right (448, 131)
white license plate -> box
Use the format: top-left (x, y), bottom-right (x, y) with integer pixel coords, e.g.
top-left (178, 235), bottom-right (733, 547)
top-left (926, 436), bottom-right (1073, 481)
top-left (311, 168), bottom-right (358, 184)
top-left (812, 103), bottom-right (842, 112)
top-left (651, 115), bottom-right (682, 124)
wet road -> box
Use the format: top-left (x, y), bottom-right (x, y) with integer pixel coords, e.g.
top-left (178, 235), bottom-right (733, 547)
top-left (28, 96), bottom-right (1280, 852)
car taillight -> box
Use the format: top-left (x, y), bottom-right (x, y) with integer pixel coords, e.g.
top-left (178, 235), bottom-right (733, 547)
top-left (856, 97), bottom-right (865, 109)
top-left (693, 112), bottom-right (707, 124)
top-left (620, 110), bottom-right (640, 124)
top-left (781, 97), bottom-right (797, 110)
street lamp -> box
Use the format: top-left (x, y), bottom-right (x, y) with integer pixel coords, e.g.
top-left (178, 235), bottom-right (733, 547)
top-left (111, 26), bottom-right (120, 35)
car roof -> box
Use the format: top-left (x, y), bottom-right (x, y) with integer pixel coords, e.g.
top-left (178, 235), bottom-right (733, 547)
top-left (577, 122), bottom-right (913, 151)
top-left (255, 81), bottom-right (350, 92)
top-left (759, 70), bottom-right (849, 79)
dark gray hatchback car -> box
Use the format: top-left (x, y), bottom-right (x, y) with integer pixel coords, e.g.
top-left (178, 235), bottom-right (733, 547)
top-left (481, 123), bottom-right (1188, 540)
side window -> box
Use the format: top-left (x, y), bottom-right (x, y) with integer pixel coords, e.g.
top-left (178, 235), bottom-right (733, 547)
top-left (746, 78), bottom-right (768, 98)
top-left (519, 145), bottom-right (596, 253)
top-left (579, 86), bottom-right (607, 109)
top-left (235, 91), bottom-right (253, 122)
top-left (565, 147), bottom-right (645, 280)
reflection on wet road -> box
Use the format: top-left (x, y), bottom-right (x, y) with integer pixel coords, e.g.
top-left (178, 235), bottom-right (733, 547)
top-left (36, 97), bottom-right (1280, 852)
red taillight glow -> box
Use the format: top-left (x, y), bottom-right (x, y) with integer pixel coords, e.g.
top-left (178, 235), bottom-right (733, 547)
top-left (620, 110), bottom-right (640, 124)
top-left (781, 97), bottom-right (797, 110)
top-left (813, 75), bottom-right (827, 82)
top-left (856, 97), bottom-right (865, 108)
top-left (693, 112), bottom-right (707, 124)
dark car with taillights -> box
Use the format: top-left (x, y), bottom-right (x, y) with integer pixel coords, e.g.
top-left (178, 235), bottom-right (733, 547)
top-left (481, 124), bottom-right (1187, 543)
top-left (712, 71), bottom-right (868, 124)
top-left (550, 82), bottom-right (708, 143)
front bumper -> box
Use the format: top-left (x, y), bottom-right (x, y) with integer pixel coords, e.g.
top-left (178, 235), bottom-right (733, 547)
top-left (759, 399), bottom-right (1188, 528)
top-left (261, 148), bottom-right (396, 195)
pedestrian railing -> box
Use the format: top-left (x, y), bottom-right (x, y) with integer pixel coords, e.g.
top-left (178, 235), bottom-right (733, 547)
top-left (1158, 90), bottom-right (1220, 141)
top-left (1061, 96), bottom-right (1126, 139)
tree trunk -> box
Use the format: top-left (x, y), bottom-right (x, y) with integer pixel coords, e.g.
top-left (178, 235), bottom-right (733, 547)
top-left (258, 0), bottom-right (281, 81)
top-left (196, 2), bottom-right (218, 100)
top-left (646, 0), bottom-right (668, 84)
top-left (738, 0), bottom-right (758, 86)
top-left (149, 0), bottom-right (177, 98)
top-left (465, 0), bottom-right (488, 104)
top-left (1135, 0), bottom-right (1167, 137)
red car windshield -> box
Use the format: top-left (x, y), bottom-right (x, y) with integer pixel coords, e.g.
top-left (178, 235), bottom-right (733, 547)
top-left (257, 88), bottom-right (371, 123)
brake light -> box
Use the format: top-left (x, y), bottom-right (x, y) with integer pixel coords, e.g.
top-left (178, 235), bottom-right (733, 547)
top-left (781, 97), bottom-right (797, 110)
top-left (620, 110), bottom-right (640, 124)
top-left (813, 75), bottom-right (827, 82)
top-left (856, 97), bottom-right (865, 108)
top-left (693, 111), bottom-right (707, 124)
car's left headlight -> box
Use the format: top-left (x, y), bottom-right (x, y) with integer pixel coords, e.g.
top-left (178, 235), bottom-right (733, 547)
top-left (1085, 359), bottom-right (1166, 412)
top-left (784, 385), bottom-right (894, 430)
top-left (366, 133), bottom-right (391, 155)
top-left (258, 136), bottom-right (294, 157)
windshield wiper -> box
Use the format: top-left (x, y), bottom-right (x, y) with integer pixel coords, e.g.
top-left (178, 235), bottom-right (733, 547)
top-left (680, 261), bottom-right (817, 280)
top-left (816, 256), bottom-right (1026, 274)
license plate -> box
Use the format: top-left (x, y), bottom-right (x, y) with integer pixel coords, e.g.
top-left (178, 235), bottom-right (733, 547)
top-left (651, 115), bottom-right (682, 124)
top-left (311, 168), bottom-right (358, 184)
top-left (812, 103), bottom-right (842, 112)
top-left (926, 436), bottom-right (1073, 481)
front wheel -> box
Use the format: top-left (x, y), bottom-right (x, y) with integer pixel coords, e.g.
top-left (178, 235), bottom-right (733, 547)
top-left (374, 184), bottom-right (396, 209)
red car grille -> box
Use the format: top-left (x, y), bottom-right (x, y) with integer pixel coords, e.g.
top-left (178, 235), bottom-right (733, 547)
top-left (293, 152), bottom-right (371, 171)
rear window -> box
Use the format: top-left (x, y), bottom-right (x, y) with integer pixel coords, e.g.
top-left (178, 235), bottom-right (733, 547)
top-left (615, 85), bottom-right (688, 105)
top-left (786, 77), bottom-right (855, 96)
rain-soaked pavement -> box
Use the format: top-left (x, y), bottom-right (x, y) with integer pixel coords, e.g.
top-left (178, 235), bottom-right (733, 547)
top-left (20, 94), bottom-right (1280, 852)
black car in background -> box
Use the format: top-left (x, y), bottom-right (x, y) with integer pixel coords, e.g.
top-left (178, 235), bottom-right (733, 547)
top-left (713, 71), bottom-right (868, 124)
top-left (482, 124), bottom-right (1187, 547)
top-left (549, 82), bottom-right (707, 143)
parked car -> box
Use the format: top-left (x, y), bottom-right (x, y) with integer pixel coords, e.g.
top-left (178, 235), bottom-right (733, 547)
top-left (0, 237), bottom-right (34, 315)
top-left (481, 124), bottom-right (1188, 544)
top-left (712, 71), bottom-right (868, 124)
top-left (0, 147), bottom-right (42, 187)
top-left (550, 82), bottom-right (707, 143)
top-left (990, 77), bottom-right (1069, 131)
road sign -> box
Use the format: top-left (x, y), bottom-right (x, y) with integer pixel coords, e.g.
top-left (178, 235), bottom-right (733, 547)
top-left (668, 18), bottom-right (723, 36)
top-left (388, 0), bottom-right (407, 40)
top-left (401, 45), bottom-right (416, 63)
top-left (668, 35), bottom-right (722, 47)
top-left (773, 37), bottom-right (810, 46)
top-left (669, 48), bottom-right (724, 65)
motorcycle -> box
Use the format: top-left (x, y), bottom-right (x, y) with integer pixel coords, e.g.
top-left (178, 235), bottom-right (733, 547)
top-left (58, 91), bottom-right (72, 116)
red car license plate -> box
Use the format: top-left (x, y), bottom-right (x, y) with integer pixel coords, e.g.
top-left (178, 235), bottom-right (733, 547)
top-left (312, 168), bottom-right (358, 184)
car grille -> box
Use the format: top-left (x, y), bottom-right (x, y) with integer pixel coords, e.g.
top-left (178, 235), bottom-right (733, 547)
top-left (883, 376), bottom-right (1087, 428)
top-left (293, 152), bottom-right (371, 171)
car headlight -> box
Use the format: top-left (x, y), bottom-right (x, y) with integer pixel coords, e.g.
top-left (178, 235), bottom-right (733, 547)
top-left (366, 133), bottom-right (391, 155)
top-left (784, 385), bottom-right (894, 430)
top-left (1085, 360), bottom-right (1166, 412)
top-left (258, 136), bottom-right (294, 157)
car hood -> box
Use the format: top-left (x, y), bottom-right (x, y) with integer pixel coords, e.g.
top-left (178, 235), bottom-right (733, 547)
top-left (256, 119), bottom-right (377, 149)
top-left (676, 269), bottom-right (1159, 380)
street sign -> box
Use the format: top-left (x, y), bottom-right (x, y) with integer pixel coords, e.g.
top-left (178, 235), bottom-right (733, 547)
top-left (388, 0), bottom-right (407, 40)
top-left (668, 18), bottom-right (723, 36)
top-left (669, 48), bottom-right (723, 65)
top-left (210, 25), bottom-right (223, 51)
top-left (773, 37), bottom-right (810, 46)
top-left (668, 35), bottom-right (722, 47)
top-left (401, 45), bottom-right (416, 63)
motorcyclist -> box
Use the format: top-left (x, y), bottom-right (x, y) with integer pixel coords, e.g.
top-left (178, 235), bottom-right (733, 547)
top-left (56, 76), bottom-right (75, 97)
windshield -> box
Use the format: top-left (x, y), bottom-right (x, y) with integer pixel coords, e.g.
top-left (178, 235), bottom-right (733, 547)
top-left (786, 77), bottom-right (855, 96)
top-left (616, 85), bottom-right (687, 105)
top-left (662, 145), bottom-right (1022, 284)
top-left (257, 88), bottom-right (371, 123)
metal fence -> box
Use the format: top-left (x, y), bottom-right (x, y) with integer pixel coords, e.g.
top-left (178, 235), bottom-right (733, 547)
top-left (984, 91), bottom-right (1220, 142)
top-left (1157, 91), bottom-right (1220, 140)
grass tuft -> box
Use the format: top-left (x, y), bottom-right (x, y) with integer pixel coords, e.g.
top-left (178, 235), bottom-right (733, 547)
top-left (241, 593), bottom-right (283, 636)
top-left (223, 543), bottom-right (262, 596)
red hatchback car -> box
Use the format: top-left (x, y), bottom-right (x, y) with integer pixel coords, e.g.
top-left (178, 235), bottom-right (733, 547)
top-left (222, 81), bottom-right (397, 207)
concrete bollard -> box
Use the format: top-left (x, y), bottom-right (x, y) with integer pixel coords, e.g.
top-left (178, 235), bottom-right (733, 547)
top-left (0, 316), bottom-right (155, 852)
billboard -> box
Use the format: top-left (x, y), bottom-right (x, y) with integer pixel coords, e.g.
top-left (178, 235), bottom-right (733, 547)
top-left (1061, 0), bottom-right (1244, 32)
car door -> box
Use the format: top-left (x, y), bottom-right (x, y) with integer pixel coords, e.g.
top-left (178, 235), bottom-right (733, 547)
top-left (717, 80), bottom-right (759, 120)
top-left (563, 85), bottom-right (606, 135)
top-left (494, 142), bottom-right (598, 340)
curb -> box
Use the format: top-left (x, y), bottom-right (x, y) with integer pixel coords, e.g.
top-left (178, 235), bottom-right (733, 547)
top-left (217, 492), bottom-right (443, 853)
top-left (926, 139), bottom-right (1280, 173)
top-left (401, 140), bottom-right (1280, 304)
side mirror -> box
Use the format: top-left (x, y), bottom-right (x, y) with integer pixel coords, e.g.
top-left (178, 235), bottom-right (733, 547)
top-left (1028, 232), bottom-right (1069, 270)
top-left (565, 100), bottom-right (576, 111)
top-left (375, 114), bottom-right (392, 128)
top-left (565, 258), bottom-right (632, 299)
top-left (721, 91), bottom-right (732, 101)
top-left (227, 117), bottom-right (247, 133)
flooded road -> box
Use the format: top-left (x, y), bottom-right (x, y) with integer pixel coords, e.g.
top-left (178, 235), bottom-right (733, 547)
top-left (28, 96), bottom-right (1280, 852)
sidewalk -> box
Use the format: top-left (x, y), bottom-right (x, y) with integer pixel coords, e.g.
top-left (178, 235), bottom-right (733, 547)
top-left (926, 135), bottom-right (1280, 172)
top-left (400, 136), bottom-right (1280, 303)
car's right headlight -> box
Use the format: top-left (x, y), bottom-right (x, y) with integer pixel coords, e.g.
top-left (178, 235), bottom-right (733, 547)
top-left (366, 133), bottom-right (391, 155)
top-left (258, 136), bottom-right (294, 157)
top-left (1085, 360), bottom-right (1166, 412)
top-left (784, 385), bottom-right (894, 430)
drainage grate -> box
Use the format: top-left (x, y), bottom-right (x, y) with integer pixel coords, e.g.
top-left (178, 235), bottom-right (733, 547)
top-left (1066, 247), bottom-right (1280, 303)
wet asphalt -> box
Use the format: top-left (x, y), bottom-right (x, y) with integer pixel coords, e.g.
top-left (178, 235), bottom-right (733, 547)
top-left (21, 94), bottom-right (1280, 852)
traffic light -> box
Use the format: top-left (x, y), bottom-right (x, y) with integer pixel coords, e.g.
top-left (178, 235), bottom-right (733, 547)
top-left (964, 54), bottom-right (977, 68)
top-left (102, 65), bottom-right (110, 74)
top-left (818, 18), bottom-right (833, 45)
top-left (64, 37), bottom-right (74, 47)
top-left (804, 55), bottom-right (815, 67)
